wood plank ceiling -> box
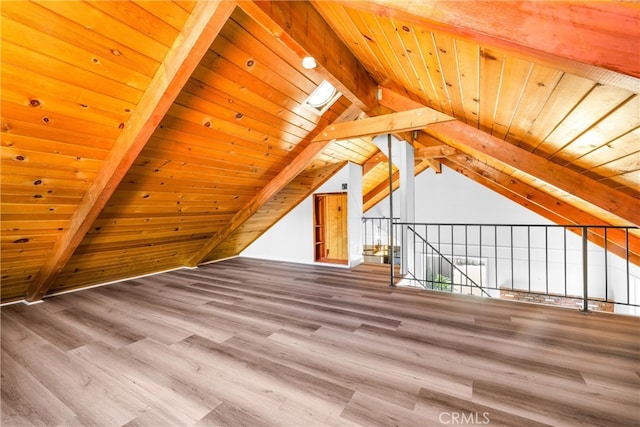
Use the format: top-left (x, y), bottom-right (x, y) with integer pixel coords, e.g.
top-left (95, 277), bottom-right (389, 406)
top-left (1, 1), bottom-right (639, 303)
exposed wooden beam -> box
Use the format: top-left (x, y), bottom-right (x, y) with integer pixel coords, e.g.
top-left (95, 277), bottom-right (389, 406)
top-left (363, 151), bottom-right (386, 175)
top-left (313, 108), bottom-right (452, 143)
top-left (362, 157), bottom-right (432, 212)
top-left (349, 1), bottom-right (640, 90)
top-left (415, 145), bottom-right (456, 160)
top-left (424, 159), bottom-right (442, 174)
top-left (379, 88), bottom-right (640, 226)
top-left (443, 156), bottom-right (640, 265)
top-left (239, 0), bottom-right (379, 111)
top-left (364, 170), bottom-right (400, 209)
top-left (186, 104), bottom-right (363, 267)
top-left (24, 1), bottom-right (237, 302)
top-left (427, 121), bottom-right (640, 226)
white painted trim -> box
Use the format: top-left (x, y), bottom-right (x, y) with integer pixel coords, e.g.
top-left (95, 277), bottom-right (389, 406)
top-left (1, 299), bottom-right (27, 307)
top-left (197, 255), bottom-right (239, 266)
top-left (40, 265), bottom-right (188, 300)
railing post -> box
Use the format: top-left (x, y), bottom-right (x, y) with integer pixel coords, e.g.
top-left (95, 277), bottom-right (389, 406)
top-left (387, 135), bottom-right (395, 288)
top-left (581, 226), bottom-right (590, 313)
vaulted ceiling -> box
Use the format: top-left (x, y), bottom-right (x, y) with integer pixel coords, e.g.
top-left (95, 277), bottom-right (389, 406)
top-left (2, 1), bottom-right (639, 304)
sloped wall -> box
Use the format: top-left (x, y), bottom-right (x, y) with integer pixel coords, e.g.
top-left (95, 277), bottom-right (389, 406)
top-left (241, 163), bottom-right (363, 266)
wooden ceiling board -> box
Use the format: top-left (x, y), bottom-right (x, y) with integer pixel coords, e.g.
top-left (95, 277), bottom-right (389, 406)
top-left (363, 162), bottom-right (391, 195)
top-left (2, 1), bottom-right (639, 302)
top-left (585, 152), bottom-right (640, 182)
top-left (37, 1), bottom-right (173, 62)
top-left (155, 116), bottom-right (294, 168)
top-left (430, 33), bottom-right (468, 123)
top-left (412, 28), bottom-right (456, 117)
top-left (2, 101), bottom-right (123, 143)
top-left (601, 170), bottom-right (640, 195)
top-left (369, 15), bottom-right (426, 104)
top-left (1, 17), bottom-right (152, 93)
top-left (244, 1), bottom-right (379, 111)
top-left (327, 137), bottom-right (379, 164)
top-left (453, 37), bottom-right (481, 129)
top-left (131, 1), bottom-right (192, 31)
top-left (181, 77), bottom-right (317, 136)
top-left (573, 129), bottom-right (640, 175)
top-left (214, 41), bottom-right (312, 106)
top-left (186, 103), bottom-right (359, 266)
top-left (22, 1), bottom-right (237, 302)
top-left (0, 0), bottom-right (203, 302)
top-left (2, 1), bottom-right (160, 77)
top-left (312, 1), bottom-right (390, 86)
top-left (558, 95), bottom-right (640, 166)
top-left (344, 1), bottom-right (640, 85)
top-left (0, 39), bottom-right (137, 104)
top-left (1, 64), bottom-right (135, 128)
top-left (184, 71), bottom-right (318, 134)
top-left (535, 84), bottom-right (635, 158)
top-left (143, 134), bottom-right (288, 175)
top-left (477, 47), bottom-right (504, 135)
top-left (490, 55), bottom-right (534, 140)
top-left (504, 64), bottom-right (563, 145)
top-left (363, 170), bottom-right (400, 212)
top-left (518, 73), bottom-right (596, 151)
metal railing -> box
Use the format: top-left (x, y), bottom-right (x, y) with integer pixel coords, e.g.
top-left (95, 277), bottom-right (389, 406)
top-left (362, 218), bottom-right (640, 314)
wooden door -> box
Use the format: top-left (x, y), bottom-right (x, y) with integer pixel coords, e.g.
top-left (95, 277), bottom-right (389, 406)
top-left (314, 193), bottom-right (348, 264)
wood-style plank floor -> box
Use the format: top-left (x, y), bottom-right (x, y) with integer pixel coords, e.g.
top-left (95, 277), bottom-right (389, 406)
top-left (2, 257), bottom-right (639, 426)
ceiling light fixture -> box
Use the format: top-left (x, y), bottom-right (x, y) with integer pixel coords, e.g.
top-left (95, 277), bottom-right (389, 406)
top-left (302, 56), bottom-right (317, 69)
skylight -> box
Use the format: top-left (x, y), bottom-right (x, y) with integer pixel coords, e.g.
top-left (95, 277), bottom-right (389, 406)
top-left (305, 80), bottom-right (340, 113)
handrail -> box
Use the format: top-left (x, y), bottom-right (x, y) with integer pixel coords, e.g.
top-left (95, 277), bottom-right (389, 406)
top-left (408, 226), bottom-right (492, 298)
top-left (361, 217), bottom-right (640, 314)
top-left (394, 221), bottom-right (637, 229)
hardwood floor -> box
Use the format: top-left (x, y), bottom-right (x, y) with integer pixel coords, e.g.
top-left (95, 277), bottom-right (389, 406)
top-left (2, 257), bottom-right (639, 426)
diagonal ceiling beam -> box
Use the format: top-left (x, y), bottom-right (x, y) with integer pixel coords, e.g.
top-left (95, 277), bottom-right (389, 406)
top-left (379, 88), bottom-right (640, 226)
top-left (423, 159), bottom-right (442, 174)
top-left (186, 104), bottom-right (363, 267)
top-left (363, 157), bottom-right (435, 212)
top-left (427, 121), bottom-right (640, 226)
top-left (348, 1), bottom-right (640, 90)
top-left (364, 170), bottom-right (400, 209)
top-left (238, 0), bottom-right (379, 111)
top-left (24, 1), bottom-right (238, 302)
top-left (443, 156), bottom-right (640, 265)
top-left (189, 0), bottom-right (383, 268)
top-left (313, 107), bottom-right (452, 143)
top-left (363, 151), bottom-right (387, 175)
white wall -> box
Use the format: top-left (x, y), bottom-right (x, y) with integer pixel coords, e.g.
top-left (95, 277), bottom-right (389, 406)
top-left (241, 163), bottom-right (364, 267)
top-left (367, 166), bottom-right (550, 224)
